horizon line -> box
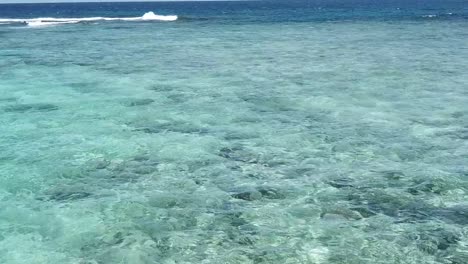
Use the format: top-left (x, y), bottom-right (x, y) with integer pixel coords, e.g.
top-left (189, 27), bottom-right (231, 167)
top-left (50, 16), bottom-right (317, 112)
top-left (0, 0), bottom-right (253, 4)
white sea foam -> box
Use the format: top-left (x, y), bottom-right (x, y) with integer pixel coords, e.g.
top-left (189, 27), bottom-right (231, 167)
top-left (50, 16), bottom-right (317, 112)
top-left (0, 12), bottom-right (177, 27)
top-left (27, 21), bottom-right (81, 27)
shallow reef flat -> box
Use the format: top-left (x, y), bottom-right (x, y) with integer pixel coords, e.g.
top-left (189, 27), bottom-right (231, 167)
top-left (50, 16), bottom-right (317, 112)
top-left (1, 1), bottom-right (468, 263)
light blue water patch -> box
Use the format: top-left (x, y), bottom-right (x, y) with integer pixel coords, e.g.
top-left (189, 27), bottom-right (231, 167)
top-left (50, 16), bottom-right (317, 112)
top-left (1, 2), bottom-right (468, 263)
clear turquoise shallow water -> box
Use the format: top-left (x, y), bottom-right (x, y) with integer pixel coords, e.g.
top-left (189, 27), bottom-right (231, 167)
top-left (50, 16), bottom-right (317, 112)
top-left (1, 1), bottom-right (468, 263)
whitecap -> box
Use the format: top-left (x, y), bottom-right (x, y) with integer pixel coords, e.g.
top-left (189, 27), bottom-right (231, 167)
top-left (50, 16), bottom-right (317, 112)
top-left (0, 11), bottom-right (177, 27)
top-left (27, 21), bottom-right (80, 27)
top-left (422, 15), bottom-right (437, 18)
top-left (135, 11), bottom-right (178, 21)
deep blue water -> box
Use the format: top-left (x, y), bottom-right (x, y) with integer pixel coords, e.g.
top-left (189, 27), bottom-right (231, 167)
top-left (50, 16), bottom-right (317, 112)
top-left (1, 1), bottom-right (468, 264)
top-left (0, 0), bottom-right (467, 22)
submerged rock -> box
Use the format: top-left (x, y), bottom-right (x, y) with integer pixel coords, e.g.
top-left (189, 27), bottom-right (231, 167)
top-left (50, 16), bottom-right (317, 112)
top-left (346, 188), bottom-right (468, 224)
top-left (122, 98), bottom-right (154, 107)
top-left (380, 170), bottom-right (405, 180)
top-left (4, 103), bottom-right (58, 113)
top-left (133, 155), bottom-right (150, 162)
top-left (68, 82), bottom-right (99, 94)
top-left (224, 212), bottom-right (249, 227)
top-left (347, 189), bottom-right (436, 221)
top-left (454, 129), bottom-right (468, 140)
top-left (232, 190), bottom-right (262, 201)
top-left (231, 187), bottom-right (285, 201)
top-left (104, 171), bottom-right (140, 183)
top-left (320, 207), bottom-right (363, 220)
top-left (147, 84), bottom-right (176, 92)
top-left (407, 183), bottom-right (441, 195)
top-left (328, 178), bottom-right (354, 189)
top-left (407, 178), bottom-right (458, 196)
top-left (149, 193), bottom-right (189, 209)
top-left (106, 232), bottom-right (125, 246)
top-left (223, 131), bottom-right (259, 140)
top-left (320, 213), bottom-right (349, 222)
top-left (134, 121), bottom-right (209, 135)
top-left (257, 187), bottom-right (286, 199)
top-left (166, 93), bottom-right (189, 103)
top-left (136, 127), bottom-right (160, 133)
top-left (434, 205), bottom-right (468, 225)
top-left (218, 146), bottom-right (259, 164)
top-left (49, 190), bottom-right (92, 201)
top-left (86, 158), bottom-right (110, 170)
top-left (0, 97), bottom-right (17, 102)
top-left (131, 165), bottom-right (157, 175)
top-left (350, 207), bottom-right (377, 218)
top-left (445, 252), bottom-right (468, 264)
top-left (219, 147), bottom-right (241, 159)
top-left (240, 95), bottom-right (295, 113)
top-left (412, 228), bottom-right (461, 254)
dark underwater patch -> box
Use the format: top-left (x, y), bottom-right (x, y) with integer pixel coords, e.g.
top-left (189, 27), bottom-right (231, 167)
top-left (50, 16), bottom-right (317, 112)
top-left (0, 97), bottom-right (17, 103)
top-left (407, 177), bottom-right (460, 196)
top-left (345, 189), bottom-right (436, 222)
top-left (69, 82), bottom-right (100, 93)
top-left (223, 130), bottom-right (260, 140)
top-left (409, 228), bottom-right (461, 255)
top-left (131, 165), bottom-right (157, 175)
top-left (380, 170), bottom-right (406, 180)
top-left (134, 121), bottom-right (210, 135)
top-left (89, 155), bottom-right (159, 184)
top-left (86, 158), bottom-right (110, 170)
top-left (166, 93), bottom-right (189, 103)
top-left (222, 211), bottom-right (249, 227)
top-left (257, 187), bottom-right (285, 199)
top-left (232, 191), bottom-right (262, 201)
top-left (231, 186), bottom-right (285, 201)
top-left (328, 177), bottom-right (355, 189)
top-left (350, 206), bottom-right (377, 218)
top-left (342, 184), bottom-right (468, 225)
top-left (218, 146), bottom-right (260, 164)
top-left (240, 95), bottom-right (297, 113)
top-left (49, 190), bottom-right (92, 201)
top-left (433, 206), bottom-right (468, 225)
top-left (4, 103), bottom-right (58, 113)
top-left (122, 98), bottom-right (154, 107)
top-left (147, 84), bottom-right (177, 92)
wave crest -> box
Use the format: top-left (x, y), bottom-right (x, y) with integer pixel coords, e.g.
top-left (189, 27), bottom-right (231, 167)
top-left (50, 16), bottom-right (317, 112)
top-left (0, 12), bottom-right (177, 27)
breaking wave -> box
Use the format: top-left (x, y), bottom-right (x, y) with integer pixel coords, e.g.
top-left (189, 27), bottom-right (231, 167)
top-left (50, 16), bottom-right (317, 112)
top-left (422, 14), bottom-right (438, 18)
top-left (421, 13), bottom-right (458, 19)
top-left (0, 12), bottom-right (177, 27)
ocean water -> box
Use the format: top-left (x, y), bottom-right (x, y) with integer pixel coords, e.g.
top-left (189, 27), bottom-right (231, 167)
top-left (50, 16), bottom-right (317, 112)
top-left (1, 1), bottom-right (468, 263)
